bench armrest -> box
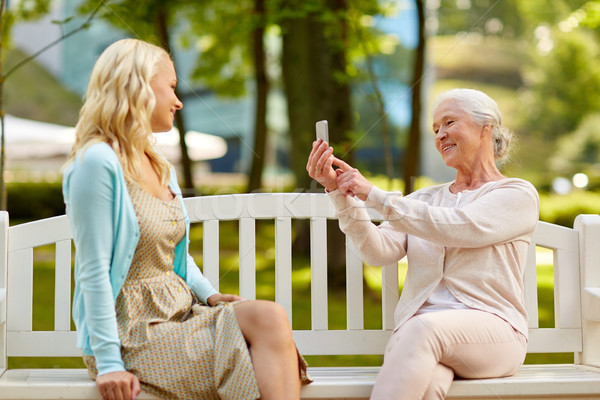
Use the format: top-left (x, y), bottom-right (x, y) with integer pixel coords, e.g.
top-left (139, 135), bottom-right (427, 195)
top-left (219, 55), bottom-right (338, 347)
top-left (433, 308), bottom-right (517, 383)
top-left (575, 214), bottom-right (600, 323)
top-left (0, 288), bottom-right (5, 325)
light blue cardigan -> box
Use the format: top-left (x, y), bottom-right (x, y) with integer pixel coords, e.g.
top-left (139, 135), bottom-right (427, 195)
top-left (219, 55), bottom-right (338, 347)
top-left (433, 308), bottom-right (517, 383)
top-left (62, 142), bottom-right (218, 376)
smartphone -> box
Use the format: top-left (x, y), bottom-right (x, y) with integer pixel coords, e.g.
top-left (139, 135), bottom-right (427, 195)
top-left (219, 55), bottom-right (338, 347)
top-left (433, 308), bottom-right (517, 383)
top-left (316, 120), bottom-right (329, 143)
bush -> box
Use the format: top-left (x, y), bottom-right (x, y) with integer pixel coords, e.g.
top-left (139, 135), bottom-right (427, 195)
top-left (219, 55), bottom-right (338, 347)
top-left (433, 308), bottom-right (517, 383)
top-left (7, 181), bottom-right (65, 221)
top-left (539, 191), bottom-right (600, 227)
top-left (5, 180), bottom-right (600, 228)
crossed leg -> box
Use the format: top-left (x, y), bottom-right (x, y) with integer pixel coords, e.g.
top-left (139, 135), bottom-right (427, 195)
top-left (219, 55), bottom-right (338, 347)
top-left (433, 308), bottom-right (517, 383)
top-left (234, 300), bottom-right (301, 400)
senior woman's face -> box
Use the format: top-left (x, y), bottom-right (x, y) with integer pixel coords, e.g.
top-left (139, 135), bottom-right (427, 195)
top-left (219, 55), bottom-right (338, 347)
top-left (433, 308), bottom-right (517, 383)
top-left (432, 99), bottom-right (486, 170)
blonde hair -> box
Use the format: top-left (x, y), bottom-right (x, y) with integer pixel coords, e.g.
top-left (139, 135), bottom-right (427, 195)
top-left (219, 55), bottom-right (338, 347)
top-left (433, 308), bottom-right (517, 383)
top-left (434, 88), bottom-right (514, 164)
top-left (66, 38), bottom-right (172, 185)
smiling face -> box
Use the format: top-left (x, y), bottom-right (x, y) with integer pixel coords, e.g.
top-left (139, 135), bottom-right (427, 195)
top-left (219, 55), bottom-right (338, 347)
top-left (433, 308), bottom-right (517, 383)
top-left (149, 57), bottom-right (183, 133)
top-left (432, 99), bottom-right (490, 171)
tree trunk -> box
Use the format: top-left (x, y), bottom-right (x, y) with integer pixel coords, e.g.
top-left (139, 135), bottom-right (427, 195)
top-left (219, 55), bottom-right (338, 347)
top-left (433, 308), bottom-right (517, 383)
top-left (280, 0), bottom-right (353, 290)
top-left (281, 2), bottom-right (353, 190)
top-left (247, 0), bottom-right (268, 193)
top-left (403, 0), bottom-right (426, 194)
top-left (155, 9), bottom-right (195, 195)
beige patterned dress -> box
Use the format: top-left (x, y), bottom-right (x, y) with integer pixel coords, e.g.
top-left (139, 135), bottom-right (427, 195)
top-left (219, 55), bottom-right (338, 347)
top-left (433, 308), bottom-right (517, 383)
top-left (84, 181), bottom-right (261, 399)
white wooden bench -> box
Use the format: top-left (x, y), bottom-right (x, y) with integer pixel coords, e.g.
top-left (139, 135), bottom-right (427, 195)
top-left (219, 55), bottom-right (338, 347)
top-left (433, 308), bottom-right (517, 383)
top-left (0, 193), bottom-right (599, 399)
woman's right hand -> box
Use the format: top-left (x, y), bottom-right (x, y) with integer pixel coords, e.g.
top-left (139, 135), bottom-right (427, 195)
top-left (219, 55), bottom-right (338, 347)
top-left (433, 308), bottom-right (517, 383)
top-left (96, 370), bottom-right (141, 400)
top-left (306, 140), bottom-right (338, 192)
top-left (333, 157), bottom-right (373, 201)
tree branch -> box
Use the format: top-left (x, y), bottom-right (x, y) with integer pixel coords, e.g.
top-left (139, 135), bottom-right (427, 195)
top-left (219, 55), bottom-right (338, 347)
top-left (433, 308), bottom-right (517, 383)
top-left (4, 0), bottom-right (104, 80)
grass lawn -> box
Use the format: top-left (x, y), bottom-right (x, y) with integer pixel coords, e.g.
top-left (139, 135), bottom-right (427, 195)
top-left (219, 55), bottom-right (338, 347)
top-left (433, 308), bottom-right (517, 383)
top-left (8, 224), bottom-right (569, 369)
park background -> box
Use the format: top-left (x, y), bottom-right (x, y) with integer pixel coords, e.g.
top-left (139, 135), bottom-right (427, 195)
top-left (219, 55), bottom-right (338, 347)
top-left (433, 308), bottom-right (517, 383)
top-left (3, 0), bottom-right (600, 369)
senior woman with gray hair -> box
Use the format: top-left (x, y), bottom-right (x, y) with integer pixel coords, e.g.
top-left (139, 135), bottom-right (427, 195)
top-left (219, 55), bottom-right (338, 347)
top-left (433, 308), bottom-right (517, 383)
top-left (307, 88), bottom-right (539, 399)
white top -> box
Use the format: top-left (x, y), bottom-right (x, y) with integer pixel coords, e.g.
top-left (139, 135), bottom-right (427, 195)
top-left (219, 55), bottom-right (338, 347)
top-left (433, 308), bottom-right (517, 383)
top-left (417, 281), bottom-right (471, 314)
top-left (328, 178), bottom-right (539, 337)
top-left (418, 190), bottom-right (476, 314)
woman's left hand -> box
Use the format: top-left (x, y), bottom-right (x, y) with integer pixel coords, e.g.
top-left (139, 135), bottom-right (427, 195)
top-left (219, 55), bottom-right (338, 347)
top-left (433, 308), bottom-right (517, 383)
top-left (96, 371), bottom-right (140, 400)
top-left (207, 293), bottom-right (244, 306)
top-left (306, 140), bottom-right (338, 192)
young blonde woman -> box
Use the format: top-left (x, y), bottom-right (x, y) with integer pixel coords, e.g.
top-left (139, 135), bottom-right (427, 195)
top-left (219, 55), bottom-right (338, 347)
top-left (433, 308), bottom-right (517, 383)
top-left (63, 38), bottom-right (309, 400)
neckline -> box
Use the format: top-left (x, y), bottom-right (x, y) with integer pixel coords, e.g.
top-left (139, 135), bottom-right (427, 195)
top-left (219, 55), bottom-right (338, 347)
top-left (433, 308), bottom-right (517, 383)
top-left (447, 179), bottom-right (502, 195)
top-left (127, 179), bottom-right (176, 203)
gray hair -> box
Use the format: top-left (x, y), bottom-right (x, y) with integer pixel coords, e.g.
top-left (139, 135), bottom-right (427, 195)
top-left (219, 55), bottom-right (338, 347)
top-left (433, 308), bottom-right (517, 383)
top-left (433, 88), bottom-right (513, 163)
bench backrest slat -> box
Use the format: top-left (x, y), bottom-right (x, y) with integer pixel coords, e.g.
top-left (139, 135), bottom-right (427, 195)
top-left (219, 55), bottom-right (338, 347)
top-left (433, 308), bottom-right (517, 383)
top-left (532, 221), bottom-right (582, 331)
top-left (202, 219), bottom-right (220, 292)
top-left (55, 240), bottom-right (72, 331)
top-left (346, 238), bottom-right (364, 330)
top-left (554, 247), bottom-right (581, 328)
top-left (527, 328), bottom-right (581, 353)
top-left (275, 217), bottom-right (293, 323)
top-left (310, 217), bottom-right (328, 331)
top-left (7, 331), bottom-right (79, 357)
top-left (239, 217), bottom-right (256, 300)
top-left (0, 194), bottom-right (589, 360)
top-left (524, 242), bottom-right (539, 329)
top-left (7, 249), bottom-right (33, 332)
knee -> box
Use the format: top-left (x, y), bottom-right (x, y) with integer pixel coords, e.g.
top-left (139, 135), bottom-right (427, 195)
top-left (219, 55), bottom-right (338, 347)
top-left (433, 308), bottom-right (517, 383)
top-left (255, 301), bottom-right (290, 331)
top-left (236, 300), bottom-right (292, 342)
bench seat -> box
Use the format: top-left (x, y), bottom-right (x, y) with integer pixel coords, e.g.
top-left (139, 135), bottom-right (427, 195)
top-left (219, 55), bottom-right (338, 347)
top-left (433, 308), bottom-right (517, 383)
top-left (1, 365), bottom-right (600, 399)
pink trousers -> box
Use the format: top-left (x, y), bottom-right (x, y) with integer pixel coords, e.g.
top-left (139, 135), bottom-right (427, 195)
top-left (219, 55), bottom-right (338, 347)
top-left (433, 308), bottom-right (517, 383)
top-left (370, 309), bottom-right (527, 400)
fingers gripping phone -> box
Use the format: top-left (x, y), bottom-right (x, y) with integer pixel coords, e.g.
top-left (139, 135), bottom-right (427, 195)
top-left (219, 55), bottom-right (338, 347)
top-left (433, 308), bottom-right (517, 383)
top-left (316, 120), bottom-right (329, 143)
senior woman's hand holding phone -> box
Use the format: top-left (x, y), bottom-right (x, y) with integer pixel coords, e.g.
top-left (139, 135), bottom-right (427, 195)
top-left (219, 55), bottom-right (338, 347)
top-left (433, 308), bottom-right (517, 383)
top-left (307, 139), bottom-right (339, 192)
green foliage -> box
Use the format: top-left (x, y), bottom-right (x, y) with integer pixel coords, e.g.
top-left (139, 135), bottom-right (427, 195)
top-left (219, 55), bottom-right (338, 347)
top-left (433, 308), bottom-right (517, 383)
top-left (180, 0), bottom-right (386, 98)
top-left (539, 191), bottom-right (600, 227)
top-left (182, 0), bottom-right (255, 97)
top-left (6, 181), bottom-right (65, 221)
top-left (367, 174), bottom-right (438, 193)
top-left (431, 1), bottom-right (600, 189)
top-left (435, 0), bottom-right (527, 37)
top-left (522, 29), bottom-right (600, 140)
top-left (515, 0), bottom-right (586, 31)
top-left (550, 113), bottom-right (600, 176)
top-left (1, 0), bottom-right (51, 44)
top-left (78, 0), bottom-right (174, 44)
top-left (11, 0), bottom-right (51, 19)
top-left (575, 1), bottom-right (600, 30)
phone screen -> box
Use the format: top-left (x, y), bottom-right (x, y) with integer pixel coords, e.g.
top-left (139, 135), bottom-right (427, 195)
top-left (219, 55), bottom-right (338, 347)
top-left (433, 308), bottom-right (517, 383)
top-left (316, 120), bottom-right (329, 143)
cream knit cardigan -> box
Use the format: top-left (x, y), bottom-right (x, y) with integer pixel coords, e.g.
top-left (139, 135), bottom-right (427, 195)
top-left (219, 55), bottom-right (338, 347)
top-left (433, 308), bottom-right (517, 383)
top-left (328, 178), bottom-right (539, 338)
